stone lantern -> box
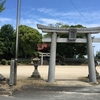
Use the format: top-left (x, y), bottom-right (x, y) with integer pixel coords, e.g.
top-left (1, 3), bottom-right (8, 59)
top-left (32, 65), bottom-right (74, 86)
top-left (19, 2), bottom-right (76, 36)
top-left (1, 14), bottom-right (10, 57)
top-left (31, 57), bottom-right (41, 78)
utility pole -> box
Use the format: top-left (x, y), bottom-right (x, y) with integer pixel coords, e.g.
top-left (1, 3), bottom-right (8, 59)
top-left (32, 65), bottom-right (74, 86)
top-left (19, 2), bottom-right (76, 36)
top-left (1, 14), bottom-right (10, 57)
top-left (9, 0), bottom-right (21, 86)
top-left (15, 0), bottom-right (21, 61)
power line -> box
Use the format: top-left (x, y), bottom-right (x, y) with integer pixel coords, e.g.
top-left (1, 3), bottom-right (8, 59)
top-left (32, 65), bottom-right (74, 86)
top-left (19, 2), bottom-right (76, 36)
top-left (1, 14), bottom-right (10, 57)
top-left (69, 0), bottom-right (90, 26)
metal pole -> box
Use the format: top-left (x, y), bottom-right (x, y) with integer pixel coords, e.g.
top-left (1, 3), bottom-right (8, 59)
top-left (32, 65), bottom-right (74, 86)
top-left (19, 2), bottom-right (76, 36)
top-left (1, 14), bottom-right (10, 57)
top-left (15, 0), bottom-right (21, 61)
top-left (14, 0), bottom-right (21, 85)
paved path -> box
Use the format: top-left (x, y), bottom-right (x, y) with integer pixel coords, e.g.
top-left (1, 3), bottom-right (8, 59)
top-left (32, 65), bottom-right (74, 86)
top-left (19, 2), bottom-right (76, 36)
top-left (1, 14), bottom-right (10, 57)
top-left (1, 85), bottom-right (100, 100)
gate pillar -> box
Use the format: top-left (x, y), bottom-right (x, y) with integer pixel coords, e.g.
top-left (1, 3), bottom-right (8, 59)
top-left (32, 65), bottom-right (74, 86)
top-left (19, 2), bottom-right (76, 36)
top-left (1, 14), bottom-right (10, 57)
top-left (87, 33), bottom-right (97, 83)
top-left (48, 32), bottom-right (57, 83)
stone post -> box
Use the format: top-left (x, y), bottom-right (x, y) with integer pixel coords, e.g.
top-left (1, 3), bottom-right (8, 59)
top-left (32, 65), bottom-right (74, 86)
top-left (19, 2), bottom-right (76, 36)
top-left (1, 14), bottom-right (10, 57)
top-left (41, 53), bottom-right (43, 65)
top-left (9, 60), bottom-right (17, 86)
top-left (87, 33), bottom-right (97, 83)
top-left (48, 32), bottom-right (57, 83)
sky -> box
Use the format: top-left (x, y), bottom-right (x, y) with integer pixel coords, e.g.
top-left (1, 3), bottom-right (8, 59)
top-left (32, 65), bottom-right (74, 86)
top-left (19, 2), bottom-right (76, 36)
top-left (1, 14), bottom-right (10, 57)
top-left (0, 0), bottom-right (100, 55)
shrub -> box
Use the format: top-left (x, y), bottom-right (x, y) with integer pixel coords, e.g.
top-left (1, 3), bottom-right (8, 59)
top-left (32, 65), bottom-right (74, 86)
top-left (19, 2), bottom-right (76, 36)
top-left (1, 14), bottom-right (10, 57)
top-left (1, 59), bottom-right (7, 65)
top-left (7, 60), bottom-right (11, 65)
top-left (61, 61), bottom-right (66, 65)
top-left (18, 60), bottom-right (30, 65)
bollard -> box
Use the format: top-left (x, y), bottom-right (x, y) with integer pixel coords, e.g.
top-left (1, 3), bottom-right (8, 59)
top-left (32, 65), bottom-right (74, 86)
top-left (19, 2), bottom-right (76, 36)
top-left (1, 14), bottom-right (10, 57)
top-left (9, 60), bottom-right (17, 86)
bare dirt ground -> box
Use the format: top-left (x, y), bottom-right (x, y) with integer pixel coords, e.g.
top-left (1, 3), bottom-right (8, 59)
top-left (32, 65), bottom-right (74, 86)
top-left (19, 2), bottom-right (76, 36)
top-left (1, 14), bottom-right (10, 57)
top-left (0, 65), bottom-right (100, 88)
top-left (0, 65), bottom-right (91, 79)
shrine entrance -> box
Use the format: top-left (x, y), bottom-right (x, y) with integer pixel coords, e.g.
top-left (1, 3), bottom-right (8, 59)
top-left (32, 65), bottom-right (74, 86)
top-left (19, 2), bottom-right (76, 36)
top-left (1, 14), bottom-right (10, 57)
top-left (37, 24), bottom-right (100, 84)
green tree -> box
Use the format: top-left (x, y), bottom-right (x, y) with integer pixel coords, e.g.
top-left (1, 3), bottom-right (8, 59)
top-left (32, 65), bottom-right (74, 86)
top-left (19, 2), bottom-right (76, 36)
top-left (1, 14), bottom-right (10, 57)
top-left (18, 25), bottom-right (42, 58)
top-left (0, 0), bottom-right (6, 59)
top-left (0, 0), bottom-right (6, 12)
top-left (0, 38), bottom-right (5, 55)
top-left (0, 24), bottom-right (15, 59)
top-left (43, 23), bottom-right (87, 58)
top-left (96, 51), bottom-right (100, 59)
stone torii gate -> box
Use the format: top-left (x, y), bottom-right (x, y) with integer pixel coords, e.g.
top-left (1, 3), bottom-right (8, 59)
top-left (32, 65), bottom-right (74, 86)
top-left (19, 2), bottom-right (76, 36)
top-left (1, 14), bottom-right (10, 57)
top-left (37, 24), bottom-right (100, 84)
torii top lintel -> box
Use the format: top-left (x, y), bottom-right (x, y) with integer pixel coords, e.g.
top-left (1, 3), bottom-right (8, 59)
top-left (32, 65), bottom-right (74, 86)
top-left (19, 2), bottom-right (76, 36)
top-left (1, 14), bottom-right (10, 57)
top-left (37, 24), bottom-right (100, 34)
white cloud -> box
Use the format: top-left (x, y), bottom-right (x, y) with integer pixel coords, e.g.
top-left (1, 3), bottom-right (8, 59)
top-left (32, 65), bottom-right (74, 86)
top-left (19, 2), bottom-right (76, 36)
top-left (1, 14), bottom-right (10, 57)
top-left (38, 18), bottom-right (64, 25)
top-left (20, 18), bottom-right (38, 28)
top-left (36, 8), bottom-right (100, 27)
top-left (0, 17), bottom-right (14, 23)
top-left (31, 8), bottom-right (35, 11)
top-left (21, 18), bottom-right (32, 24)
top-left (37, 7), bottom-right (80, 17)
top-left (37, 8), bottom-right (55, 15)
top-left (0, 17), bottom-right (16, 27)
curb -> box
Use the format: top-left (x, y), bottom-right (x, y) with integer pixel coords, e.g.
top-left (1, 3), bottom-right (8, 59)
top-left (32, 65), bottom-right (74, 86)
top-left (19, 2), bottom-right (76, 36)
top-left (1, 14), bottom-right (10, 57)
top-left (0, 90), bottom-right (12, 95)
top-left (0, 87), bottom-right (17, 96)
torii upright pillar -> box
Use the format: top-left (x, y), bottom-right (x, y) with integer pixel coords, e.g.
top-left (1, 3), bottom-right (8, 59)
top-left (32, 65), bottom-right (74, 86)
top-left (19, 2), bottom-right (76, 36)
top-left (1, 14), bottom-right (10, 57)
top-left (48, 32), bottom-right (57, 83)
top-left (87, 33), bottom-right (97, 83)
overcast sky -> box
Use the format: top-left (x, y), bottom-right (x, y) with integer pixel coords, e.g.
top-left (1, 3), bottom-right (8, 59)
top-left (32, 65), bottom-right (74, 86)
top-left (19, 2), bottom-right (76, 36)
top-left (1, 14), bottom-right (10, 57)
top-left (0, 0), bottom-right (100, 55)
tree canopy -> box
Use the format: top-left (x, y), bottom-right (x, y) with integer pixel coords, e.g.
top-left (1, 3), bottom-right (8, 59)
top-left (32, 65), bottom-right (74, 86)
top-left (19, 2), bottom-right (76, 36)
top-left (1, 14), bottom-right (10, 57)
top-left (18, 25), bottom-right (42, 58)
top-left (43, 23), bottom-right (87, 58)
top-left (0, 24), bottom-right (42, 60)
top-left (96, 51), bottom-right (100, 59)
top-left (0, 0), bottom-right (6, 12)
top-left (0, 24), bottom-right (15, 59)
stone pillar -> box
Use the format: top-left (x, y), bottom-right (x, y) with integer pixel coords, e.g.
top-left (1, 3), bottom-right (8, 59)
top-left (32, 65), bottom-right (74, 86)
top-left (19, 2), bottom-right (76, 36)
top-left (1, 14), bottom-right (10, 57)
top-left (48, 32), bottom-right (57, 83)
top-left (9, 60), bottom-right (17, 86)
top-left (41, 53), bottom-right (43, 65)
top-left (87, 33), bottom-right (97, 83)
top-left (14, 60), bottom-right (17, 85)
